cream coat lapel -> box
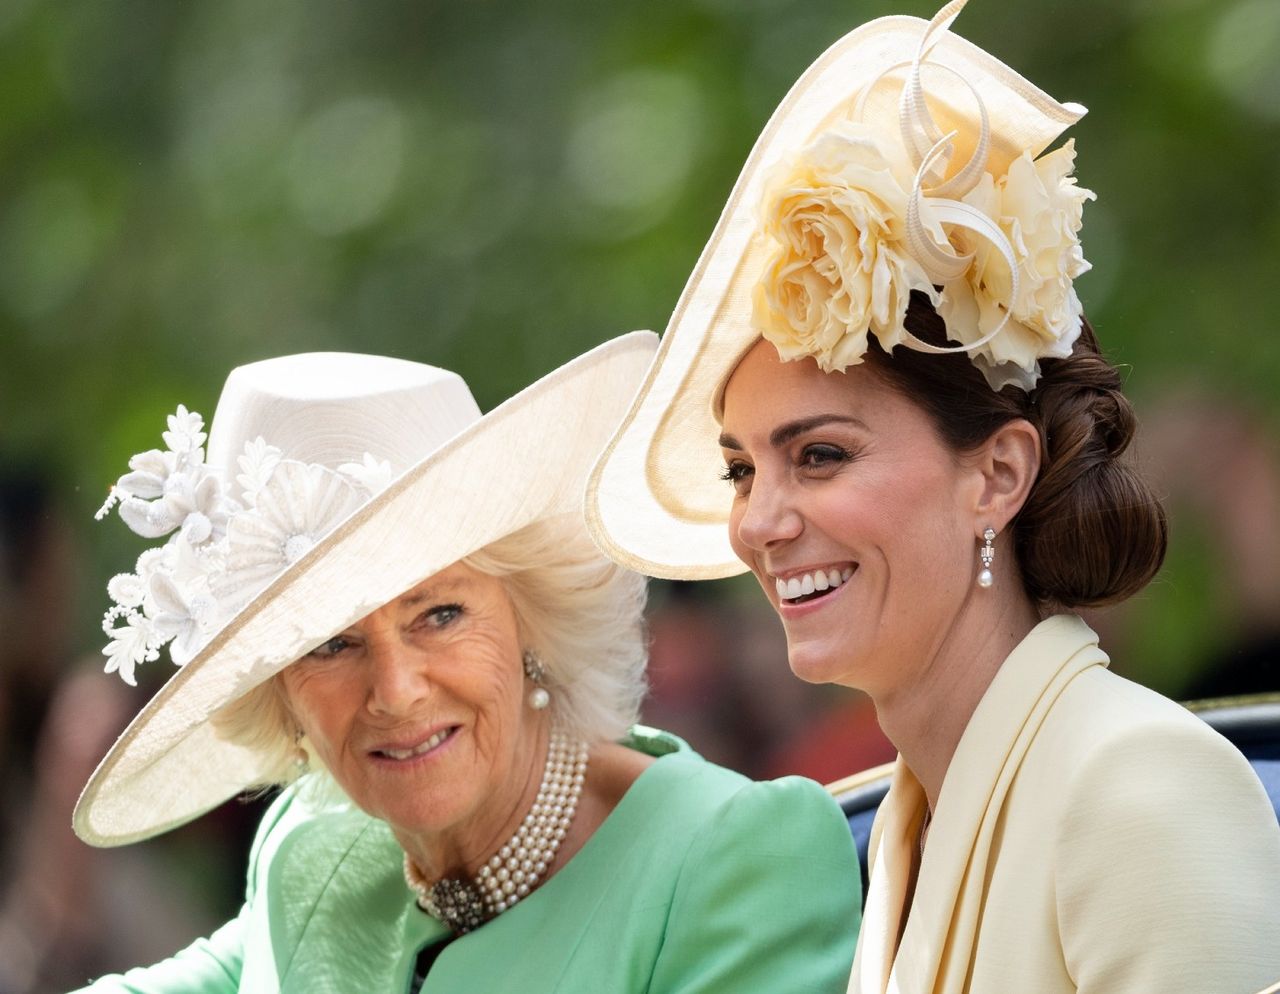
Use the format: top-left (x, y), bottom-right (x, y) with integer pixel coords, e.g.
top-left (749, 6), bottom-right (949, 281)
top-left (852, 762), bottom-right (927, 993)
top-left (850, 615), bottom-right (1108, 994)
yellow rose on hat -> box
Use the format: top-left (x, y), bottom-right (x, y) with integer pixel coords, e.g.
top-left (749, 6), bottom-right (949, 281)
top-left (752, 122), bottom-right (938, 373)
top-left (938, 139), bottom-right (1095, 388)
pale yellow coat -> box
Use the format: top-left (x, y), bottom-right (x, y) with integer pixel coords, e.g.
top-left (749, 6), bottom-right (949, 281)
top-left (850, 615), bottom-right (1280, 994)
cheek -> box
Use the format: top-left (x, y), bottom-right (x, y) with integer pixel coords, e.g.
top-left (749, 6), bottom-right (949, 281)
top-left (815, 470), bottom-right (965, 570)
top-left (727, 502), bottom-right (750, 561)
top-left (726, 502), bottom-right (777, 600)
top-left (280, 670), bottom-right (349, 743)
top-left (451, 637), bottom-right (526, 726)
top-left (868, 480), bottom-right (974, 588)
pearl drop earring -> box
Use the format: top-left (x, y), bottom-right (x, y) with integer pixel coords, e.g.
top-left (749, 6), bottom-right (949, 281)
top-left (292, 727), bottom-right (310, 774)
top-left (978, 527), bottom-right (996, 588)
top-left (522, 649), bottom-right (551, 710)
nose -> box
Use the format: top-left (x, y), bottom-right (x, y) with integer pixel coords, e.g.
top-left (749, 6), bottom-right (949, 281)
top-left (734, 474), bottom-right (803, 554)
top-left (364, 634), bottom-right (430, 718)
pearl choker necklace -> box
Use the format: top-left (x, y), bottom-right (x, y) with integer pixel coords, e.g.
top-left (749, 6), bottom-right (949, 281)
top-left (402, 730), bottom-right (590, 934)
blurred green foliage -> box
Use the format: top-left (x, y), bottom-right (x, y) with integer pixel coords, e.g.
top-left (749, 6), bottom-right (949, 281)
top-left (1, 0), bottom-right (1278, 693)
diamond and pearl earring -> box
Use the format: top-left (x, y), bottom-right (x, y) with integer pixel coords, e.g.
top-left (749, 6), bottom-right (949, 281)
top-left (977, 527), bottom-right (996, 589)
top-left (522, 649), bottom-right (551, 710)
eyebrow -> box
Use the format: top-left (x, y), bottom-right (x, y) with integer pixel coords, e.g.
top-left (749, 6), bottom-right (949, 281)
top-left (400, 576), bottom-right (473, 606)
top-left (719, 414), bottom-right (869, 451)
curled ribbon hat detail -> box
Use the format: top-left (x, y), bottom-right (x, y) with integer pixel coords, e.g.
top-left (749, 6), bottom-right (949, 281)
top-left (753, 0), bottom-right (1093, 395)
top-left (586, 0), bottom-right (1090, 580)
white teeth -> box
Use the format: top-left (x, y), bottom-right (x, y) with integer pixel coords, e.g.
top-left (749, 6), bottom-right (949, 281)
top-left (775, 567), bottom-right (856, 602)
top-left (383, 727), bottom-right (450, 760)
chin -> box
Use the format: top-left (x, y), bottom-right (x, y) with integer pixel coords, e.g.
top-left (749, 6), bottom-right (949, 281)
top-left (351, 773), bottom-right (469, 833)
top-left (381, 793), bottom-right (470, 838)
top-left (785, 638), bottom-right (860, 687)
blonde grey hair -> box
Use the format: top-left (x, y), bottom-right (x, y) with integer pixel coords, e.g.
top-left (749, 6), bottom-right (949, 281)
top-left (212, 513), bottom-right (649, 788)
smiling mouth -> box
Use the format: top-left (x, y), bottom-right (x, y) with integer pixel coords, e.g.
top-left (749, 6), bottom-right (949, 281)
top-left (775, 566), bottom-right (855, 606)
top-left (374, 726), bottom-right (458, 761)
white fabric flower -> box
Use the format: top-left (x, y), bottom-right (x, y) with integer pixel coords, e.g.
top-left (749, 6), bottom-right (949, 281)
top-left (116, 448), bottom-right (181, 500)
top-left (109, 405), bottom-right (213, 537)
top-left (118, 494), bottom-right (184, 539)
top-left (107, 573), bottom-right (147, 608)
top-left (752, 122), bottom-right (938, 373)
top-left (97, 403), bottom-right (388, 685)
top-left (169, 534), bottom-right (224, 588)
top-left (338, 453), bottom-right (394, 496)
top-left (215, 461), bottom-right (365, 608)
top-left (102, 611), bottom-right (159, 687)
top-left (236, 437), bottom-right (282, 506)
top-left (149, 573), bottom-right (222, 665)
top-left (136, 546), bottom-right (172, 580)
top-left (119, 468), bottom-right (229, 544)
top-left (162, 405), bottom-right (207, 454)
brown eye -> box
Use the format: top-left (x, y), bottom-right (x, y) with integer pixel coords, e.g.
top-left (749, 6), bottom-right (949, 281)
top-left (719, 460), bottom-right (753, 494)
top-left (799, 444), bottom-right (852, 469)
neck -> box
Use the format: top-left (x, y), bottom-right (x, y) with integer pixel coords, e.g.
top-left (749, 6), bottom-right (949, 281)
top-left (396, 720), bottom-right (552, 882)
top-left (872, 592), bottom-right (1041, 813)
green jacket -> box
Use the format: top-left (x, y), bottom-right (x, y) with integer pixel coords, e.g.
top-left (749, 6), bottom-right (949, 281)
top-left (75, 728), bottom-right (861, 993)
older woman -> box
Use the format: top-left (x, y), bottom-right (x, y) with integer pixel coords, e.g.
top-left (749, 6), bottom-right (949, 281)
top-left (72, 334), bottom-right (861, 993)
top-left (586, 4), bottom-right (1280, 993)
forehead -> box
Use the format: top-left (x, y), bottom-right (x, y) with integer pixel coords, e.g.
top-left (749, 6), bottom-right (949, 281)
top-left (720, 340), bottom-right (899, 435)
top-left (388, 561), bottom-right (500, 609)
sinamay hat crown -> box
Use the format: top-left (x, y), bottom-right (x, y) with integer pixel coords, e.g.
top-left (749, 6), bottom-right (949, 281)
top-left (78, 332), bottom-right (657, 846)
top-left (587, 0), bottom-right (1090, 581)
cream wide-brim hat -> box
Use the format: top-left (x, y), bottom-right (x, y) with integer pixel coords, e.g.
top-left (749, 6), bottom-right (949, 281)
top-left (585, 3), bottom-right (1084, 581)
top-left (75, 331), bottom-right (657, 847)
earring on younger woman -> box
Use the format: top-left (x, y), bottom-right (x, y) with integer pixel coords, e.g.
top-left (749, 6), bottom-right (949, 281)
top-left (522, 649), bottom-right (552, 710)
top-left (977, 527), bottom-right (996, 589)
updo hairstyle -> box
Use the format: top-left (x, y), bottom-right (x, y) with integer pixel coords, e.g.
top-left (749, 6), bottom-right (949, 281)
top-left (863, 291), bottom-right (1167, 608)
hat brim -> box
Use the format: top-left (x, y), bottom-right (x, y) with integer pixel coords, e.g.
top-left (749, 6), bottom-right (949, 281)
top-left (585, 14), bottom-right (1083, 580)
top-left (75, 331), bottom-right (657, 847)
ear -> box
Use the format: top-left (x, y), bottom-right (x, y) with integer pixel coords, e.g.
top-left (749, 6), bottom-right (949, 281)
top-left (971, 418), bottom-right (1041, 536)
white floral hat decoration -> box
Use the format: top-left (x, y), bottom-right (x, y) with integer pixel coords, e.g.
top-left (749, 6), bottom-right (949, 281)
top-left (96, 402), bottom-right (399, 686)
top-left (77, 334), bottom-right (657, 846)
top-left (587, 0), bottom-right (1091, 580)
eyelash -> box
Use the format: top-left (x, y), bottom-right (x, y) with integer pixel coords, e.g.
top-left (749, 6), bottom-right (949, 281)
top-left (305, 603), bottom-right (465, 659)
top-left (720, 444), bottom-right (855, 485)
top-left (307, 636), bottom-right (351, 660)
top-left (423, 604), bottom-right (463, 628)
top-left (800, 443), bottom-right (854, 468)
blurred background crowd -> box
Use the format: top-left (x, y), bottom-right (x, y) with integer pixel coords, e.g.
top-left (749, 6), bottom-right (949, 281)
top-left (1, 0), bottom-right (1277, 989)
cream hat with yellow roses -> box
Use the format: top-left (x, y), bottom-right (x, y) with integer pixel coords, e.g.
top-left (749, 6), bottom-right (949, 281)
top-left (586, 0), bottom-right (1091, 580)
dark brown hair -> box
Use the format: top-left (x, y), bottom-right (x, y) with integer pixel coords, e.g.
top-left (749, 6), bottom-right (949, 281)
top-left (862, 291), bottom-right (1167, 608)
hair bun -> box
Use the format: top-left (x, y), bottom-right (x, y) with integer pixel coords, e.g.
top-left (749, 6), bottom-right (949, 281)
top-left (1015, 328), bottom-right (1167, 607)
top-left (868, 302), bottom-right (1166, 609)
